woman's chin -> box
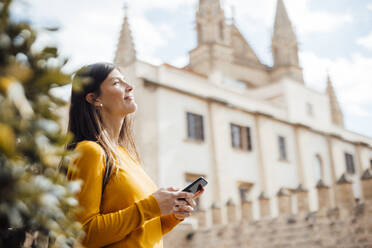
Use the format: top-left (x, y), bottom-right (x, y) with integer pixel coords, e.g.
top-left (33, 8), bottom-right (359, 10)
top-left (124, 103), bottom-right (137, 115)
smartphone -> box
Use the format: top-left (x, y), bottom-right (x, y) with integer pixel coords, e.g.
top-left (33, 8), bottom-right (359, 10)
top-left (178, 176), bottom-right (208, 200)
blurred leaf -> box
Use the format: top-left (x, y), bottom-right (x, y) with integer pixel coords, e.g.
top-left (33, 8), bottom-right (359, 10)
top-left (0, 76), bottom-right (14, 93)
top-left (0, 122), bottom-right (15, 156)
top-left (44, 27), bottom-right (59, 32)
top-left (0, 0), bottom-right (83, 246)
top-left (6, 62), bottom-right (33, 83)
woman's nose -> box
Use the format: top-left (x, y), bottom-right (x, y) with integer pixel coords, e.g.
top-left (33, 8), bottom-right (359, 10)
top-left (126, 83), bottom-right (134, 92)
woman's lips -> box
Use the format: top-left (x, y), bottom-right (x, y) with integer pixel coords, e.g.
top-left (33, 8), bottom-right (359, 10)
top-left (124, 96), bottom-right (134, 101)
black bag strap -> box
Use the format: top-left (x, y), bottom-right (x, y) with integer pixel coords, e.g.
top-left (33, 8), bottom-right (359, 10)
top-left (96, 142), bottom-right (110, 196)
top-left (102, 151), bottom-right (109, 196)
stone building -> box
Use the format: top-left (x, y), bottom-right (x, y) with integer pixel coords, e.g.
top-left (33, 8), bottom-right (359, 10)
top-left (113, 0), bottom-right (372, 233)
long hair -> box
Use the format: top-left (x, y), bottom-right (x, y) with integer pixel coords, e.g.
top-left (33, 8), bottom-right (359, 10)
top-left (67, 62), bottom-right (140, 186)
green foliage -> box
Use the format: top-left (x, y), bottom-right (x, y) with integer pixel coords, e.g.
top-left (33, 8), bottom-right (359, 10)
top-left (0, 0), bottom-right (84, 246)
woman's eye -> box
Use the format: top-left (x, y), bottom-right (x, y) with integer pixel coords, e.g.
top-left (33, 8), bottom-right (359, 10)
top-left (114, 80), bottom-right (119, 85)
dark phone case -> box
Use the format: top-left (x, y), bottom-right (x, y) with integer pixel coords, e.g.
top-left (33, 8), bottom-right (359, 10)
top-left (178, 177), bottom-right (208, 200)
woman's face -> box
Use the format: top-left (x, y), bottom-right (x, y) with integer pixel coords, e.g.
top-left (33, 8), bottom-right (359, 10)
top-left (98, 69), bottom-right (137, 117)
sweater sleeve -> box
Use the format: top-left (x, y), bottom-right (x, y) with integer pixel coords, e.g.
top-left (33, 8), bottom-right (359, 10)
top-left (67, 141), bottom-right (162, 247)
top-left (160, 214), bottom-right (184, 235)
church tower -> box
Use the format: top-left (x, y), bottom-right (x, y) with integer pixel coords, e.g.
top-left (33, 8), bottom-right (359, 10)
top-left (114, 4), bottom-right (136, 67)
top-left (326, 74), bottom-right (344, 127)
top-left (188, 0), bottom-right (233, 76)
top-left (271, 0), bottom-right (304, 83)
top-left (196, 0), bottom-right (230, 45)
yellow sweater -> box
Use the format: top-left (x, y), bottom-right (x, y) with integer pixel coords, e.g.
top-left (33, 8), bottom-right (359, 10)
top-left (67, 141), bottom-right (182, 248)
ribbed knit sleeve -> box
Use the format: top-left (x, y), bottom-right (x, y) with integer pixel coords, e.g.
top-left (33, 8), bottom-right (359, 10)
top-left (67, 141), bottom-right (162, 247)
top-left (160, 214), bottom-right (183, 235)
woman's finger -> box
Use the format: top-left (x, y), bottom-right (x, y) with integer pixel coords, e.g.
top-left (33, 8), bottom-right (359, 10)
top-left (175, 200), bottom-right (188, 206)
top-left (174, 191), bottom-right (193, 199)
top-left (183, 198), bottom-right (196, 208)
top-left (193, 187), bottom-right (205, 199)
top-left (173, 211), bottom-right (191, 218)
top-left (174, 205), bottom-right (193, 212)
top-left (167, 187), bottom-right (180, 192)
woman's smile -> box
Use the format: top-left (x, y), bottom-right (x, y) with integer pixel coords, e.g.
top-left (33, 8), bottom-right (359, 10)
top-left (124, 95), bottom-right (134, 101)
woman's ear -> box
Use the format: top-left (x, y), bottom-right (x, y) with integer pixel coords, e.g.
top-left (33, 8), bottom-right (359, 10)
top-left (85, 93), bottom-right (101, 107)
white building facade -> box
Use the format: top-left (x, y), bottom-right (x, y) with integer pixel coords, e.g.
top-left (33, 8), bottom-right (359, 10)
top-left (113, 0), bottom-right (372, 227)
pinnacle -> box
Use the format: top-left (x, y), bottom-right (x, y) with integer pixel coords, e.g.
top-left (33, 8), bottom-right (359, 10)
top-left (295, 184), bottom-right (308, 192)
top-left (198, 0), bottom-right (222, 14)
top-left (326, 74), bottom-right (344, 127)
top-left (259, 192), bottom-right (269, 199)
top-left (316, 179), bottom-right (329, 188)
top-left (277, 187), bottom-right (290, 196)
top-left (273, 0), bottom-right (296, 43)
top-left (337, 173), bottom-right (352, 184)
top-left (114, 4), bottom-right (136, 66)
top-left (361, 169), bottom-right (372, 180)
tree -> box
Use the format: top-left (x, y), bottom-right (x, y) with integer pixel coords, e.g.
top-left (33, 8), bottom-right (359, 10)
top-left (0, 0), bottom-right (83, 246)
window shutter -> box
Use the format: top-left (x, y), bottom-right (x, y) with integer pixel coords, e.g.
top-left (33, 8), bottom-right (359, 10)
top-left (231, 124), bottom-right (241, 148)
top-left (230, 124), bottom-right (234, 147)
top-left (278, 136), bottom-right (287, 160)
top-left (246, 127), bottom-right (252, 151)
top-left (199, 115), bottom-right (204, 141)
top-left (187, 113), bottom-right (192, 139)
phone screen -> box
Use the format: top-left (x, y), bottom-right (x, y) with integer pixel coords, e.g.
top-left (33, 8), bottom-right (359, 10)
top-left (179, 176), bottom-right (208, 199)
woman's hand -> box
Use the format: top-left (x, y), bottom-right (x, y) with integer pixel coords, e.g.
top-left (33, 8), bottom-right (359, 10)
top-left (152, 188), bottom-right (194, 216)
top-left (169, 187), bottom-right (205, 220)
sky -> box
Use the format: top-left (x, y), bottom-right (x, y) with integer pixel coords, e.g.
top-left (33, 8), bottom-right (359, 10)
top-left (11, 0), bottom-right (372, 137)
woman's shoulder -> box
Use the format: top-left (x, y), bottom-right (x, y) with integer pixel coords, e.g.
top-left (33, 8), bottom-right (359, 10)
top-left (75, 140), bottom-right (105, 156)
top-left (67, 141), bottom-right (105, 178)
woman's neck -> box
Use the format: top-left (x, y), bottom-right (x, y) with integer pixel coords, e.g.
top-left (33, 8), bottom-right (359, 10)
top-left (101, 111), bottom-right (125, 146)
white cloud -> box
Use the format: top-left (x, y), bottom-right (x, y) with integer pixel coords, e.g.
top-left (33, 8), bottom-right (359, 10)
top-left (226, 0), bottom-right (353, 34)
top-left (169, 55), bottom-right (188, 67)
top-left (286, 0), bottom-right (353, 34)
top-left (300, 51), bottom-right (372, 117)
top-left (356, 32), bottom-right (372, 51)
top-left (19, 0), bottom-right (188, 72)
top-left (368, 3), bottom-right (372, 11)
top-left (131, 16), bottom-right (170, 65)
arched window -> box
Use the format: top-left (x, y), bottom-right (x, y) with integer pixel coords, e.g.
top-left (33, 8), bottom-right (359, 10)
top-left (197, 23), bottom-right (202, 44)
top-left (219, 21), bottom-right (224, 41)
top-left (313, 154), bottom-right (323, 183)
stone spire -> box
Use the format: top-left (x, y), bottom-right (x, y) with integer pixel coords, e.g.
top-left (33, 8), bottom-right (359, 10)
top-left (187, 0), bottom-right (233, 75)
top-left (271, 0), bottom-right (304, 83)
top-left (273, 0), bottom-right (297, 45)
top-left (196, 0), bottom-right (229, 45)
top-left (326, 74), bottom-right (344, 127)
top-left (114, 3), bottom-right (136, 67)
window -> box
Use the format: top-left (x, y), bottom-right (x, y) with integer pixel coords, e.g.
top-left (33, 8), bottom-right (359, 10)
top-left (186, 112), bottom-right (204, 141)
top-left (230, 124), bottom-right (252, 151)
top-left (344, 153), bottom-right (355, 174)
top-left (306, 102), bottom-right (313, 117)
top-left (238, 182), bottom-right (253, 203)
top-left (313, 155), bottom-right (323, 183)
top-left (197, 23), bottom-right (202, 43)
top-left (185, 173), bottom-right (206, 210)
top-left (278, 136), bottom-right (287, 160)
top-left (231, 124), bottom-right (241, 148)
top-left (219, 21), bottom-right (224, 40)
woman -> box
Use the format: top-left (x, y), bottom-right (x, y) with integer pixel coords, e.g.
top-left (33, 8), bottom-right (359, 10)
top-left (66, 62), bottom-right (203, 248)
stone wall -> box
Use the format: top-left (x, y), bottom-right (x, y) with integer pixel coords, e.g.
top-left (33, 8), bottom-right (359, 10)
top-left (164, 169), bottom-right (372, 248)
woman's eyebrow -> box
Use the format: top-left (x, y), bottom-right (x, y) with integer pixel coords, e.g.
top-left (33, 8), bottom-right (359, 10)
top-left (112, 76), bottom-right (126, 81)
